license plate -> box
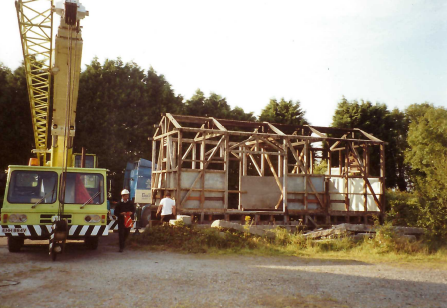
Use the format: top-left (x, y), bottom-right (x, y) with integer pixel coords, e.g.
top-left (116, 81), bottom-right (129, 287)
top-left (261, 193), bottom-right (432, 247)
top-left (2, 228), bottom-right (27, 233)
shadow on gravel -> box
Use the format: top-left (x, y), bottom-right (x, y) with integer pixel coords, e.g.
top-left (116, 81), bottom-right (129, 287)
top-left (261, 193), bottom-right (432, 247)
top-left (1, 232), bottom-right (121, 262)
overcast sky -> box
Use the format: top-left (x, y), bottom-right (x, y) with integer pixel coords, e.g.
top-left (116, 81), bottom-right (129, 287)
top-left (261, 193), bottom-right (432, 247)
top-left (1, 0), bottom-right (446, 126)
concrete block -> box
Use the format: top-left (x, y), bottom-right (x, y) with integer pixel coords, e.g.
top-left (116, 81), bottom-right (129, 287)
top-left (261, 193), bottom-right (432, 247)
top-left (169, 215), bottom-right (192, 226)
top-left (211, 220), bottom-right (275, 238)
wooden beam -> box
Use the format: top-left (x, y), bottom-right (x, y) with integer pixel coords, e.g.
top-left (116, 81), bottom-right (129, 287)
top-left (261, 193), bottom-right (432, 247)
top-left (266, 122), bottom-right (286, 135)
top-left (248, 153), bottom-right (262, 176)
top-left (264, 154), bottom-right (284, 210)
top-left (177, 132), bottom-right (182, 208)
top-left (180, 136), bottom-right (225, 207)
top-left (166, 113), bottom-right (182, 129)
top-left (231, 149), bottom-right (281, 156)
top-left (356, 129), bottom-right (383, 142)
top-left (282, 139), bottom-right (288, 213)
top-left (330, 134), bottom-right (347, 151)
top-left (307, 126), bottom-right (326, 138)
top-left (211, 117), bottom-right (228, 131)
top-left (257, 136), bottom-right (285, 152)
top-left (348, 142), bottom-right (382, 211)
top-left (224, 134), bottom-right (229, 210)
top-left (153, 129), bottom-right (179, 141)
top-left (194, 133), bottom-right (224, 142)
top-left (182, 142), bottom-right (195, 160)
top-left (229, 136), bottom-right (256, 150)
top-left (264, 154), bottom-right (283, 192)
top-left (285, 139), bottom-right (325, 209)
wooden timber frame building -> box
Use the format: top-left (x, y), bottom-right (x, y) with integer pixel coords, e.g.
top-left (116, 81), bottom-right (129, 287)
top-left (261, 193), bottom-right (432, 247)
top-left (150, 114), bottom-right (386, 226)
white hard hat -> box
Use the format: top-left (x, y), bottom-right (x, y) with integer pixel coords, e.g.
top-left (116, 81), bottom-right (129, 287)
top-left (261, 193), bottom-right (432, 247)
top-left (121, 189), bottom-right (130, 195)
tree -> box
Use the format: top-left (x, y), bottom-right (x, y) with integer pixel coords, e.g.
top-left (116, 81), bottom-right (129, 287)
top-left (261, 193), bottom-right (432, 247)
top-left (405, 104), bottom-right (447, 237)
top-left (229, 106), bottom-right (256, 122)
top-left (331, 97), bottom-right (408, 190)
top-left (0, 58), bottom-right (257, 200)
top-left (259, 98), bottom-right (308, 125)
top-left (0, 63), bottom-right (34, 171)
top-left (75, 58), bottom-right (183, 198)
top-left (184, 89), bottom-right (255, 121)
top-left (0, 63), bottom-right (35, 202)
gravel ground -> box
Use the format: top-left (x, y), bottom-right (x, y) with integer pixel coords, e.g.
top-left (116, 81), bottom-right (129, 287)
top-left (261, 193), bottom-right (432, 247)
top-left (1, 232), bottom-right (447, 308)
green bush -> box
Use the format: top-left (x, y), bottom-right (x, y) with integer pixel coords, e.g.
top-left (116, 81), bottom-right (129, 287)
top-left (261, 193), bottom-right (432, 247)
top-left (385, 189), bottom-right (419, 227)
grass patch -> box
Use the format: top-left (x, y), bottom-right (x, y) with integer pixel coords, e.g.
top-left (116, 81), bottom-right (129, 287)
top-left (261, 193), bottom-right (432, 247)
top-left (128, 223), bottom-right (447, 267)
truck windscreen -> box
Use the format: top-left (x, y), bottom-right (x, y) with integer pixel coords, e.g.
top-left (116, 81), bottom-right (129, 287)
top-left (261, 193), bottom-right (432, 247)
top-left (60, 172), bottom-right (104, 204)
top-left (7, 171), bottom-right (58, 204)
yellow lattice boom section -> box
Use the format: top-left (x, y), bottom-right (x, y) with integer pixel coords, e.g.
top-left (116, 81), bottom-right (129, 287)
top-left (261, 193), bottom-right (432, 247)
top-left (15, 0), bottom-right (53, 161)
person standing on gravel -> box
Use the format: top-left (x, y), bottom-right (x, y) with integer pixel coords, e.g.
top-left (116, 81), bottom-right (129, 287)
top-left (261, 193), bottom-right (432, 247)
top-left (114, 189), bottom-right (135, 252)
top-left (156, 191), bottom-right (176, 223)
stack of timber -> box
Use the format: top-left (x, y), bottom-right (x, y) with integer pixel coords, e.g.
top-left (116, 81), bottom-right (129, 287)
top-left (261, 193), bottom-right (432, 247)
top-left (211, 220), bottom-right (287, 238)
top-left (304, 223), bottom-right (424, 240)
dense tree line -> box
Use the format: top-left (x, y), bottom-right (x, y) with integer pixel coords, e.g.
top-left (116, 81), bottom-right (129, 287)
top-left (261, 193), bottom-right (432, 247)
top-left (331, 98), bottom-right (408, 190)
top-left (332, 98), bottom-right (447, 238)
top-left (1, 59), bottom-right (446, 238)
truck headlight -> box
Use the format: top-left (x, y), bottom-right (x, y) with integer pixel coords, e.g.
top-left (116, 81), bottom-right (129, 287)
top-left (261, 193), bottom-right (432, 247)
top-left (85, 215), bottom-right (100, 223)
top-left (8, 214), bottom-right (27, 223)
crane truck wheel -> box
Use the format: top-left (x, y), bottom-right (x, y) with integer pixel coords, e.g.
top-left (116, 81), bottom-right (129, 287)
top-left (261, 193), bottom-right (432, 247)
top-left (8, 237), bottom-right (24, 253)
top-left (84, 236), bottom-right (99, 250)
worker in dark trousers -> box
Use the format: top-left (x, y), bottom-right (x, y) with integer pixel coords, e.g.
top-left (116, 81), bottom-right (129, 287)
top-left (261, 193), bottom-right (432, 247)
top-left (114, 189), bottom-right (135, 252)
top-left (156, 191), bottom-right (176, 223)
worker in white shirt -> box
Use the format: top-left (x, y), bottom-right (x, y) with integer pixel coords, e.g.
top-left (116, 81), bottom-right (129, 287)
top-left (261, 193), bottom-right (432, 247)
top-left (156, 191), bottom-right (176, 223)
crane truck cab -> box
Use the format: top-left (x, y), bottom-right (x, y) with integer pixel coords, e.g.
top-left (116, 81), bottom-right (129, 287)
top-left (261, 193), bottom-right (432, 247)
top-left (1, 165), bottom-right (108, 252)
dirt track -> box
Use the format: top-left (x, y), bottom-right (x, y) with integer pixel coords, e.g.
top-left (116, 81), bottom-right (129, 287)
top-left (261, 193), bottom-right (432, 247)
top-left (1, 232), bottom-right (447, 308)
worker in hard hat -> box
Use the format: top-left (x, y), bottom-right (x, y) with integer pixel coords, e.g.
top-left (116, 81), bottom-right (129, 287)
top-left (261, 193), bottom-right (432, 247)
top-left (114, 189), bottom-right (135, 252)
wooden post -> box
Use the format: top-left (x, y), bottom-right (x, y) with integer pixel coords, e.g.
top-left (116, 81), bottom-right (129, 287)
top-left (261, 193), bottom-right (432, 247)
top-left (192, 143), bottom-right (196, 169)
top-left (200, 138), bottom-right (205, 211)
top-left (160, 137), bottom-right (165, 189)
top-left (200, 138), bottom-right (205, 169)
top-left (224, 134), bottom-right (229, 211)
top-left (242, 146), bottom-right (247, 176)
top-left (283, 139), bottom-right (288, 223)
top-left (177, 131), bottom-right (182, 213)
top-left (278, 150), bottom-right (282, 177)
top-left (345, 143), bottom-right (349, 211)
top-left (261, 147), bottom-right (265, 176)
top-left (339, 150), bottom-right (342, 175)
top-left (380, 144), bottom-right (385, 218)
top-left (166, 136), bottom-right (171, 189)
top-left (309, 150), bottom-right (315, 174)
top-left (363, 144), bottom-right (367, 212)
top-left (366, 145), bottom-right (370, 176)
top-left (151, 140), bottom-right (157, 204)
top-left (304, 140), bottom-right (308, 211)
top-left (239, 146), bottom-right (242, 210)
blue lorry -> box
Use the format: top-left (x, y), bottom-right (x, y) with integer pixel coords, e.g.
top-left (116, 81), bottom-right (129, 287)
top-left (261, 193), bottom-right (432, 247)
top-left (123, 158), bottom-right (153, 228)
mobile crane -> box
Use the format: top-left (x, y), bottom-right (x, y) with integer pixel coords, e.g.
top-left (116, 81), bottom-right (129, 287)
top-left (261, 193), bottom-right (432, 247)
top-left (0, 0), bottom-right (108, 260)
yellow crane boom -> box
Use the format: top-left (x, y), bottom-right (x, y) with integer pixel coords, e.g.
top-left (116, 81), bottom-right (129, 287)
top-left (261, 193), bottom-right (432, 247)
top-left (15, 0), bottom-right (88, 167)
top-left (15, 0), bottom-right (54, 164)
top-left (51, 0), bottom-right (88, 167)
